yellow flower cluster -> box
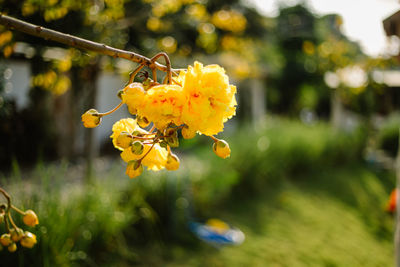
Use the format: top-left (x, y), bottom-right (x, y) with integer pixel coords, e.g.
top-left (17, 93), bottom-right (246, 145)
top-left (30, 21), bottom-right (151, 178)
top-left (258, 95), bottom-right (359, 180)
top-left (110, 118), bottom-right (170, 178)
top-left (82, 60), bottom-right (236, 179)
top-left (178, 61), bottom-right (237, 136)
top-left (0, 206), bottom-right (38, 252)
top-left (122, 61), bottom-right (236, 136)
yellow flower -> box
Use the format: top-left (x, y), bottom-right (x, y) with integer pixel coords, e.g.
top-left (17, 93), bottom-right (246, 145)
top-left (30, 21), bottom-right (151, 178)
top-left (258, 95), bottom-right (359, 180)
top-left (111, 118), bottom-right (168, 173)
top-left (121, 82), bottom-right (146, 115)
top-left (110, 118), bottom-right (144, 151)
top-left (121, 143), bottom-right (168, 171)
top-left (138, 84), bottom-right (185, 130)
top-left (81, 109), bottom-right (101, 128)
top-left (125, 160), bottom-right (143, 179)
top-left (213, 139), bottom-right (231, 159)
top-left (166, 153), bottom-right (180, 170)
top-left (180, 61), bottom-right (237, 136)
top-left (181, 126), bottom-right (196, 139)
top-left (8, 242), bottom-right (17, 252)
top-left (116, 131), bottom-right (133, 149)
top-left (23, 210), bottom-right (39, 227)
top-left (20, 231), bottom-right (37, 248)
top-left (0, 234), bottom-right (12, 246)
top-left (10, 228), bottom-right (24, 242)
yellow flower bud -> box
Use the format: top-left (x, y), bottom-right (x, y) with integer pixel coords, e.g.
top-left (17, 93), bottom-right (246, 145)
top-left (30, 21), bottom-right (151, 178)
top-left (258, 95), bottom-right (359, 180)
top-left (122, 83), bottom-right (146, 115)
top-left (8, 242), bottom-right (17, 252)
top-left (181, 126), bottom-right (196, 139)
top-left (0, 213), bottom-right (4, 224)
top-left (165, 129), bottom-right (179, 148)
top-left (128, 105), bottom-right (138, 115)
top-left (10, 228), bottom-right (24, 242)
top-left (117, 89), bottom-right (124, 100)
top-left (116, 131), bottom-right (132, 149)
top-left (166, 153), bottom-right (180, 171)
top-left (23, 210), bottom-right (39, 227)
top-left (20, 231), bottom-right (37, 249)
top-left (164, 127), bottom-right (176, 137)
top-left (0, 234), bottom-right (12, 246)
top-left (213, 139), bottom-right (231, 159)
top-left (132, 130), bottom-right (143, 139)
top-left (131, 141), bottom-right (144, 155)
top-left (126, 160), bottom-right (143, 179)
top-left (124, 82), bottom-right (145, 95)
top-left (81, 109), bottom-right (102, 128)
top-left (137, 116), bottom-right (150, 128)
top-left (166, 135), bottom-right (179, 148)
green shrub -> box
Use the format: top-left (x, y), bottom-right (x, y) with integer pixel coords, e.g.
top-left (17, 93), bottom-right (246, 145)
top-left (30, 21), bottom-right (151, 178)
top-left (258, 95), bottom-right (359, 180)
top-left (377, 113), bottom-right (400, 157)
top-left (0, 161), bottom-right (153, 266)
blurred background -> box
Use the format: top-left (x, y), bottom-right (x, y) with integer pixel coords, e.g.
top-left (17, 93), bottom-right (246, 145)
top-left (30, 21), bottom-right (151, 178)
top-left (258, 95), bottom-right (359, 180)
top-left (0, 0), bottom-right (400, 266)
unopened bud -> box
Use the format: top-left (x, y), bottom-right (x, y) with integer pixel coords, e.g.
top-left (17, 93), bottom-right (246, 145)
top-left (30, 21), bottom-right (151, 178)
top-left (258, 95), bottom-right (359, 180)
top-left (166, 153), bottom-right (180, 171)
top-left (137, 116), bottom-right (150, 128)
top-left (116, 131), bottom-right (132, 149)
top-left (131, 141), bottom-right (144, 155)
top-left (159, 140), bottom-right (168, 149)
top-left (124, 82), bottom-right (145, 95)
top-left (23, 209), bottom-right (39, 227)
top-left (117, 89), bottom-right (124, 100)
top-left (164, 128), bottom-right (176, 137)
top-left (81, 109), bottom-right (101, 128)
top-left (10, 228), bottom-right (24, 242)
top-left (7, 242), bottom-right (17, 252)
top-left (132, 130), bottom-right (143, 138)
top-left (0, 234), bottom-right (12, 246)
top-left (213, 139), bottom-right (231, 159)
top-left (126, 160), bottom-right (143, 179)
top-left (166, 135), bottom-right (179, 148)
top-left (20, 231), bottom-right (37, 249)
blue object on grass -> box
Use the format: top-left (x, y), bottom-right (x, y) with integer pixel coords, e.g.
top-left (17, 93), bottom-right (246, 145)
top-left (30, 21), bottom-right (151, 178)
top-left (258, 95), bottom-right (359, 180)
top-left (189, 219), bottom-right (245, 247)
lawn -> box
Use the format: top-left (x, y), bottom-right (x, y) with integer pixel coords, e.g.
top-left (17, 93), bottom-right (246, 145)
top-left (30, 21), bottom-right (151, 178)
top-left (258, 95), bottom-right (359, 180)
top-left (135, 166), bottom-right (394, 267)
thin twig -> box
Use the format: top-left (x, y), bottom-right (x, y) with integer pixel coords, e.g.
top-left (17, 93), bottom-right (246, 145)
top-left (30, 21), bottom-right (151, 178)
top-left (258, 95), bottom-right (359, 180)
top-left (151, 52), bottom-right (172, 84)
top-left (129, 64), bottom-right (145, 84)
top-left (210, 135), bottom-right (219, 142)
top-left (0, 14), bottom-right (176, 72)
top-left (0, 187), bottom-right (11, 214)
top-left (11, 205), bottom-right (25, 215)
top-left (99, 101), bottom-right (123, 116)
top-left (7, 212), bottom-right (18, 229)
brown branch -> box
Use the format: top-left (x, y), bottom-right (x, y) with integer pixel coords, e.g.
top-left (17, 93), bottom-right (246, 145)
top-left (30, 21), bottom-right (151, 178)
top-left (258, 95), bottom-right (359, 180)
top-left (0, 187), bottom-right (11, 213)
top-left (0, 14), bottom-right (174, 72)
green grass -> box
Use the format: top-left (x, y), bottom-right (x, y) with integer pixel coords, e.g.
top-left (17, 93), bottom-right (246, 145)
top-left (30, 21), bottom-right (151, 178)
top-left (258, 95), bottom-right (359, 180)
top-left (0, 119), bottom-right (395, 266)
top-left (137, 166), bottom-right (394, 267)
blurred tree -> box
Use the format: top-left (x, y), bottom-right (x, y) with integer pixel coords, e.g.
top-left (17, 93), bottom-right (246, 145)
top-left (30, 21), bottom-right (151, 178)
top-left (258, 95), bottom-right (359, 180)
top-left (267, 4), bottom-right (366, 118)
top-left (0, 0), bottom-right (129, 169)
top-left (0, 0), bottom-right (273, 169)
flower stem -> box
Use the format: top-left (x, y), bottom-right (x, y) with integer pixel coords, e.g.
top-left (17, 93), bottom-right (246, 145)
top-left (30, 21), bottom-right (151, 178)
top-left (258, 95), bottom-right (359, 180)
top-left (210, 135), bottom-right (219, 142)
top-left (139, 140), bottom-right (157, 161)
top-left (0, 187), bottom-right (11, 214)
top-left (151, 52), bottom-right (172, 84)
top-left (99, 101), bottom-right (123, 116)
top-left (7, 212), bottom-right (18, 230)
top-left (129, 64), bottom-right (145, 84)
top-left (11, 205), bottom-right (25, 215)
